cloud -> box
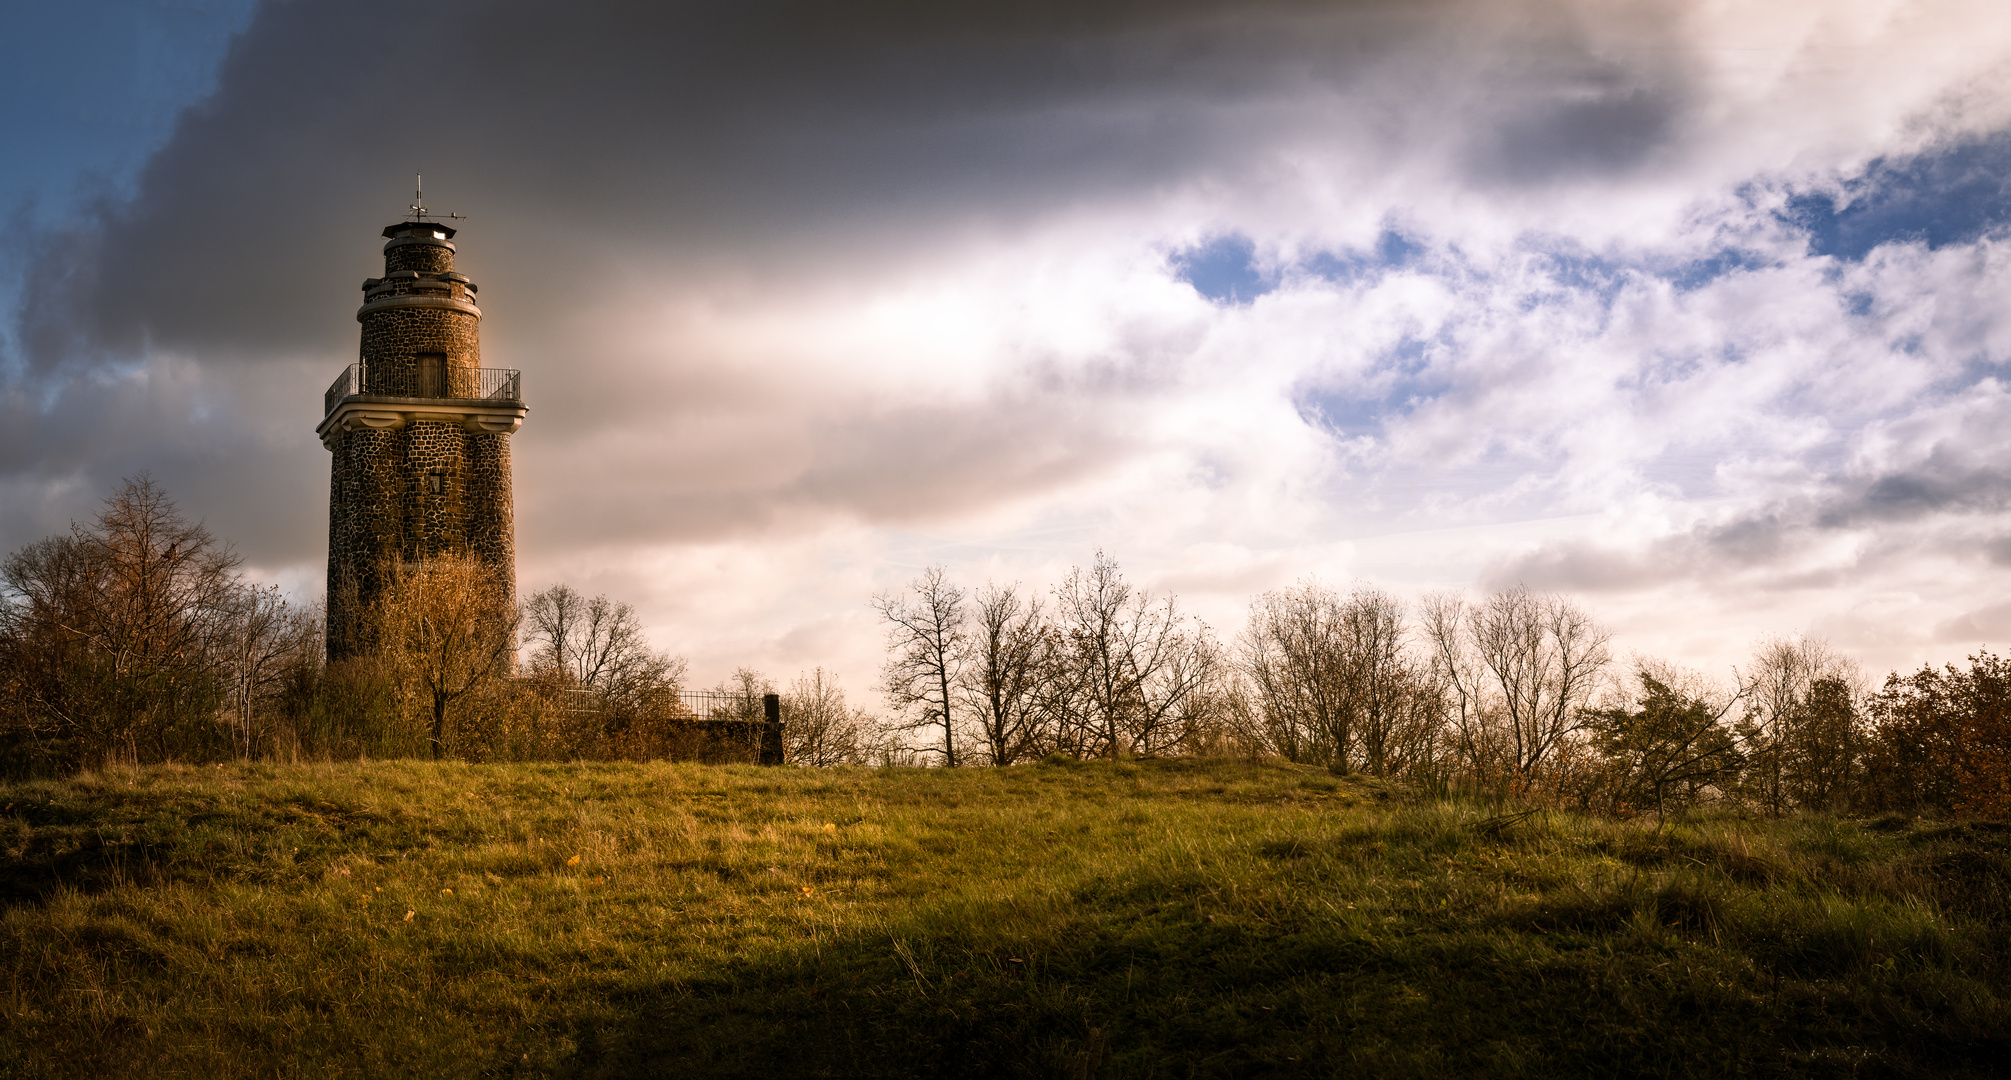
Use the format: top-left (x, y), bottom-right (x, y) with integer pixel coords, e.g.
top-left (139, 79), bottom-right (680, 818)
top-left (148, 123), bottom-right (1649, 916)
top-left (1464, 69), bottom-right (1687, 186)
top-left (9, 0), bottom-right (2011, 689)
top-left (1484, 387), bottom-right (2011, 593)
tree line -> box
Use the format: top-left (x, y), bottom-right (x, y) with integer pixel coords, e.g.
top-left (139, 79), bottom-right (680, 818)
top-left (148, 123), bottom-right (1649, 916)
top-left (0, 478), bottom-right (859, 773)
top-left (874, 555), bottom-right (2011, 818)
top-left (4, 478), bottom-right (2006, 819)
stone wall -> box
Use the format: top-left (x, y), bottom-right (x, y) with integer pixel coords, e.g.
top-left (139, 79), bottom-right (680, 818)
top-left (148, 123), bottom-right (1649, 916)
top-left (467, 431), bottom-right (517, 610)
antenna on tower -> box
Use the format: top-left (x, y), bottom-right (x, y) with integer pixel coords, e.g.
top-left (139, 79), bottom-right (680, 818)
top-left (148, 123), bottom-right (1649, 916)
top-left (408, 173), bottom-right (430, 221)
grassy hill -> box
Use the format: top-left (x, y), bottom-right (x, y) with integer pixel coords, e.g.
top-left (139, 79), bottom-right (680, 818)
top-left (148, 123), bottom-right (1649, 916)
top-left (0, 758), bottom-right (2005, 1078)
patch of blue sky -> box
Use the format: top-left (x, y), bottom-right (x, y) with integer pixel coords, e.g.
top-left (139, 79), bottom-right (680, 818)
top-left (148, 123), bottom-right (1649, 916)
top-left (1300, 228), bottom-right (1424, 286)
top-left (1292, 338), bottom-right (1450, 439)
top-left (1538, 250), bottom-right (1627, 295)
top-left (1948, 353), bottom-right (2011, 396)
top-left (0, 1), bottom-right (259, 378)
top-left (1782, 129), bottom-right (2011, 261)
top-left (1292, 385), bottom-right (1390, 441)
top-left (0, 0), bottom-right (261, 227)
top-left (1524, 249), bottom-right (1633, 308)
top-left (1665, 247), bottom-right (1769, 291)
top-left (1169, 233), bottom-right (1274, 304)
top-left (1507, 241), bottom-right (1775, 310)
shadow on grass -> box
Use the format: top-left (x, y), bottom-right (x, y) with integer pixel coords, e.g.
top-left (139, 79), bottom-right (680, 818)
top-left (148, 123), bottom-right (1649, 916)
top-left (555, 888), bottom-right (2005, 1080)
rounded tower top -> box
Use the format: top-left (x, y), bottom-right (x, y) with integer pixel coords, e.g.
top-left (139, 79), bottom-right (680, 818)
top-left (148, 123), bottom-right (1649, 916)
top-left (380, 220), bottom-right (459, 275)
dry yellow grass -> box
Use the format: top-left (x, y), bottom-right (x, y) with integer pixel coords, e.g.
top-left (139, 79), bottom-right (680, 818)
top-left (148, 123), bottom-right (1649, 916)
top-left (0, 757), bottom-right (2005, 1077)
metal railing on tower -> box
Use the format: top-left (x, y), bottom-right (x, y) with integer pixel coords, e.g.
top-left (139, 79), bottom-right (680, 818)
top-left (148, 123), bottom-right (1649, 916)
top-left (324, 364), bottom-right (522, 415)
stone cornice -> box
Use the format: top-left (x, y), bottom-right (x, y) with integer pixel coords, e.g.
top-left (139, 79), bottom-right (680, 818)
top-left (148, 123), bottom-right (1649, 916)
top-left (317, 395), bottom-right (527, 449)
top-left (356, 295), bottom-right (482, 321)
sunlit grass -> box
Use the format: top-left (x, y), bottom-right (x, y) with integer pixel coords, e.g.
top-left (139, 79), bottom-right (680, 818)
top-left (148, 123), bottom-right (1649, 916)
top-left (1, 758), bottom-right (2005, 1077)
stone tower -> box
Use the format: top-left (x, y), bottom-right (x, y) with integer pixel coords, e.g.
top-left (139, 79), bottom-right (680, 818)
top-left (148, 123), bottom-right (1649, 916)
top-left (317, 214), bottom-right (526, 658)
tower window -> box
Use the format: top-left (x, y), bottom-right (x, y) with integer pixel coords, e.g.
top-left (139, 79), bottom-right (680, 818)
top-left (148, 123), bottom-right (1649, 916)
top-left (427, 470), bottom-right (445, 495)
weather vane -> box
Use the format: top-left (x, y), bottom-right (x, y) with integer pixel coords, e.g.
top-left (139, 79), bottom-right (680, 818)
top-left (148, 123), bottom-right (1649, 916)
top-left (407, 173), bottom-right (466, 223)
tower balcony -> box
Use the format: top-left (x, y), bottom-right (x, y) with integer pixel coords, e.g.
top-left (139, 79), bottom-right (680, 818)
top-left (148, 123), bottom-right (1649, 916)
top-left (317, 363), bottom-right (527, 448)
top-left (323, 363), bottom-right (521, 415)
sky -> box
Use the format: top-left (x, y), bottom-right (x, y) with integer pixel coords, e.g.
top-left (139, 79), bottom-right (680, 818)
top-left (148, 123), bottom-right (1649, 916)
top-left (5, 0), bottom-right (2011, 704)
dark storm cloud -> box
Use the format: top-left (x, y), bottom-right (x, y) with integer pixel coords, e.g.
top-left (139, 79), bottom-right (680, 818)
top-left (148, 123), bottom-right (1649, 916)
top-left (514, 386), bottom-right (1134, 549)
top-left (1465, 76), bottom-right (1685, 186)
top-left (1487, 444), bottom-right (2011, 595)
top-left (1822, 455), bottom-right (2011, 527)
top-left (10, 0), bottom-right (1713, 370)
top-left (4, 0), bottom-right (1719, 567)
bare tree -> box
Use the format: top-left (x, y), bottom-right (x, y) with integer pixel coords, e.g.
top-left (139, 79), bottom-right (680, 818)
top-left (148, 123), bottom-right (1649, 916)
top-left (0, 476), bottom-right (249, 765)
top-left (1344, 587), bottom-right (1429, 777)
top-left (1245, 582), bottom-right (1356, 768)
top-left (958, 582), bottom-right (1049, 766)
top-left (783, 667), bottom-right (870, 766)
top-left (1421, 586), bottom-right (1611, 790)
top-left (710, 666), bottom-right (775, 719)
top-left (873, 567), bottom-right (967, 766)
top-left (1736, 635), bottom-right (1863, 814)
top-left (374, 555), bottom-right (520, 759)
top-left (523, 583), bottom-right (686, 711)
top-left (217, 584), bottom-right (320, 759)
top-left (1051, 552), bottom-right (1219, 758)
top-left (1420, 590), bottom-right (1497, 778)
top-left (1245, 582), bottom-right (1439, 776)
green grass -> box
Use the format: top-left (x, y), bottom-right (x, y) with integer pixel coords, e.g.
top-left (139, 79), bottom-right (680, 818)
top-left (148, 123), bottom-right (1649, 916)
top-left (0, 758), bottom-right (2006, 1078)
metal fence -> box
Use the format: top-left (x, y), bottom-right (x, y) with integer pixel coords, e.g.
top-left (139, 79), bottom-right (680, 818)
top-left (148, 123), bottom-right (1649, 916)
top-left (547, 688), bottom-right (774, 722)
top-left (324, 363), bottom-right (523, 415)
top-left (541, 687), bottom-right (785, 765)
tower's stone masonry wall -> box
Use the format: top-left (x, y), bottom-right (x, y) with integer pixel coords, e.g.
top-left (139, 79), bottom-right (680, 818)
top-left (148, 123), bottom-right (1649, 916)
top-left (467, 431), bottom-right (516, 607)
top-left (359, 307), bottom-right (481, 371)
top-left (384, 240), bottom-right (455, 274)
top-left (326, 419), bottom-right (518, 655)
top-left (326, 425), bottom-right (404, 656)
top-left (401, 420), bottom-right (468, 557)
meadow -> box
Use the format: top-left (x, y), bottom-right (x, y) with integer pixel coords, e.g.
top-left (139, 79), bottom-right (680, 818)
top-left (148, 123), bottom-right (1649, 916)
top-left (0, 758), bottom-right (2005, 1078)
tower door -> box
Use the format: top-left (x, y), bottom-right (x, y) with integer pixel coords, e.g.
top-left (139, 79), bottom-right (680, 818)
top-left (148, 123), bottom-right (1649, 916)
top-left (418, 353), bottom-right (446, 397)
